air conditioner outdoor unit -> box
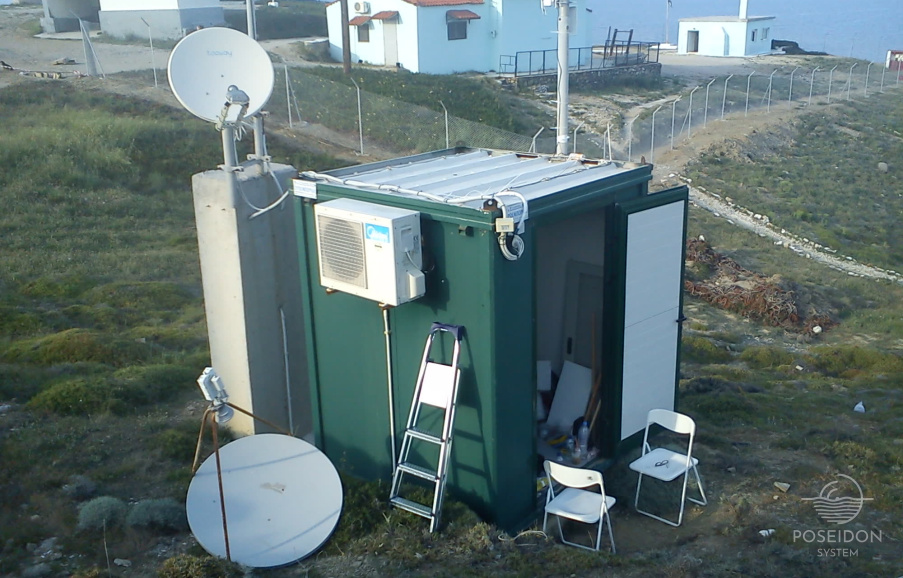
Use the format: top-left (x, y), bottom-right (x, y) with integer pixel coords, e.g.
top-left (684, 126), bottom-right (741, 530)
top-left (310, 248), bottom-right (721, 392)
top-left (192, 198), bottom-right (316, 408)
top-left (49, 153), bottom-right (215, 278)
top-left (315, 198), bottom-right (426, 306)
top-left (353, 1), bottom-right (370, 13)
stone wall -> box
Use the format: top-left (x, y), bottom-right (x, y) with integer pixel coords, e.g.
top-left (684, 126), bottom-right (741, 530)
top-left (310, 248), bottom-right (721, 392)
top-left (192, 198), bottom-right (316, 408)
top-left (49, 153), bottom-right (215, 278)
top-left (509, 62), bottom-right (661, 90)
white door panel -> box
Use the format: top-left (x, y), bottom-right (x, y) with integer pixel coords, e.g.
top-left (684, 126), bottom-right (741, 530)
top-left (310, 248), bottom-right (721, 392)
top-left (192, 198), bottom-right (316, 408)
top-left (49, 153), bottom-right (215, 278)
top-left (619, 200), bottom-right (685, 441)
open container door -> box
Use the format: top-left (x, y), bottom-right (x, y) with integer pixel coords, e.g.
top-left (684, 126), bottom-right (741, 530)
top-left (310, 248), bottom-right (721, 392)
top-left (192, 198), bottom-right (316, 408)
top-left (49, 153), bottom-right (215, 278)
top-left (600, 186), bottom-right (689, 455)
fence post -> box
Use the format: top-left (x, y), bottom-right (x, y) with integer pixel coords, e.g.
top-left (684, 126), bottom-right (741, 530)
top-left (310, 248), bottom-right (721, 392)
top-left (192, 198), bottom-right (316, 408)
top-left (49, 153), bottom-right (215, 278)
top-left (703, 77), bottom-right (716, 127)
top-left (650, 105), bottom-right (663, 163)
top-left (808, 66), bottom-right (820, 106)
top-left (766, 69), bottom-right (777, 113)
top-left (530, 127), bottom-right (544, 153)
top-left (745, 71), bottom-right (755, 117)
top-left (573, 122), bottom-right (584, 154)
top-left (865, 62), bottom-right (873, 97)
top-left (846, 63), bottom-right (858, 100)
top-left (688, 86), bottom-right (700, 139)
top-left (140, 17), bottom-right (157, 89)
top-left (880, 65), bottom-right (886, 93)
top-left (350, 77), bottom-right (364, 155)
top-left (721, 74), bottom-right (733, 120)
top-left (671, 97), bottom-right (680, 150)
top-left (284, 65), bottom-right (292, 128)
top-left (628, 114), bottom-right (638, 162)
top-left (827, 65), bottom-right (837, 103)
top-left (789, 66), bottom-right (801, 102)
top-left (439, 100), bottom-right (449, 149)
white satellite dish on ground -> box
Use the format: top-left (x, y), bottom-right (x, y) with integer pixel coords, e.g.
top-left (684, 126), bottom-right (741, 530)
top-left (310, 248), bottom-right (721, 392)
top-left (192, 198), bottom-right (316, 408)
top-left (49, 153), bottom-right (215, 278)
top-left (167, 27), bottom-right (274, 123)
top-left (186, 434), bottom-right (343, 567)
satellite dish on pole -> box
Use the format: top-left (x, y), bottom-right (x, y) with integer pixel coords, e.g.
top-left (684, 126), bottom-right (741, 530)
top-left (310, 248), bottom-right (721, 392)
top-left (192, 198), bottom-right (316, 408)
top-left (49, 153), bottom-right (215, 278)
top-left (167, 27), bottom-right (274, 123)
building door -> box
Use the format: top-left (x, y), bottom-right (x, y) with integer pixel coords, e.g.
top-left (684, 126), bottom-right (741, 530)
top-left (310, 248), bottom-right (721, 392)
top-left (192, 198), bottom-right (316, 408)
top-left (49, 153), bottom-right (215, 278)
top-left (598, 187), bottom-right (688, 455)
top-left (383, 20), bottom-right (398, 67)
top-left (687, 30), bottom-right (699, 53)
top-left (562, 261), bottom-right (604, 370)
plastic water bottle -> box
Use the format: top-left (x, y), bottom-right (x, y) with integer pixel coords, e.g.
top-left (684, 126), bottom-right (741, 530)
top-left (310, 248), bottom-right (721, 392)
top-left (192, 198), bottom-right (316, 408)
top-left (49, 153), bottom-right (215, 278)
top-left (577, 421), bottom-right (590, 457)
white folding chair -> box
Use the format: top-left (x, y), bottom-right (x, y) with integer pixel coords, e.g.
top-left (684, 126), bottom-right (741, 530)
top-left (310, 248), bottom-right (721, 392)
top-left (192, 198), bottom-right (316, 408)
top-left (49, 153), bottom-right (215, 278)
top-left (543, 460), bottom-right (616, 553)
top-left (629, 409), bottom-right (707, 527)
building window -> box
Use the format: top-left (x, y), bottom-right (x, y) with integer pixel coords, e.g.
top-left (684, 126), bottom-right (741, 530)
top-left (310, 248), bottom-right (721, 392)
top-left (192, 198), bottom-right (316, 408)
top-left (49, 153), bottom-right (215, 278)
top-left (358, 24), bottom-right (370, 43)
top-left (751, 29), bottom-right (757, 42)
top-left (763, 27), bottom-right (770, 39)
top-left (447, 21), bottom-right (467, 41)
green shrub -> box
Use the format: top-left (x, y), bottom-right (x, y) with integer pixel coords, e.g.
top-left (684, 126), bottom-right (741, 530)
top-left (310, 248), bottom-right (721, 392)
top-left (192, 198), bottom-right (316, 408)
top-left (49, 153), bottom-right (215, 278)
top-left (1, 329), bottom-right (151, 367)
top-left (28, 378), bottom-right (115, 415)
top-left (110, 364), bottom-right (197, 405)
top-left (126, 498), bottom-right (187, 532)
top-left (681, 335), bottom-right (733, 364)
top-left (805, 345), bottom-right (903, 377)
top-left (158, 554), bottom-right (243, 578)
top-left (76, 496), bottom-right (127, 531)
top-left (740, 346), bottom-right (794, 369)
top-left (84, 281), bottom-right (193, 312)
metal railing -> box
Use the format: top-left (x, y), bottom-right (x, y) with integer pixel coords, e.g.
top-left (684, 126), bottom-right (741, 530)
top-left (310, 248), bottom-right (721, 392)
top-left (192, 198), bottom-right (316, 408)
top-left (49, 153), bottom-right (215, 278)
top-left (499, 41), bottom-right (660, 77)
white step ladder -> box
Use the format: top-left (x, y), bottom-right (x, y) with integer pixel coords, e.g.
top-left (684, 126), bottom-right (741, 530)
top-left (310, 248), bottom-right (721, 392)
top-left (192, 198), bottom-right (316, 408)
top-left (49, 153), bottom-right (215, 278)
top-left (389, 322), bottom-right (464, 532)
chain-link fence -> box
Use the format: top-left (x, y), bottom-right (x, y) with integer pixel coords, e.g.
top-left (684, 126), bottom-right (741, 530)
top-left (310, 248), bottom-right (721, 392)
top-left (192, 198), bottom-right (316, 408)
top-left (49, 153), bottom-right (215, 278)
top-left (258, 60), bottom-right (901, 164)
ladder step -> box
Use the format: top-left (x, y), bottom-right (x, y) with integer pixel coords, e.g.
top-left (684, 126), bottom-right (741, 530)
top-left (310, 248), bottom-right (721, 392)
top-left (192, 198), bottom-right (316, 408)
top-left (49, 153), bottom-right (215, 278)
top-left (397, 461), bottom-right (439, 481)
top-left (390, 496), bottom-right (434, 519)
top-left (406, 427), bottom-right (442, 444)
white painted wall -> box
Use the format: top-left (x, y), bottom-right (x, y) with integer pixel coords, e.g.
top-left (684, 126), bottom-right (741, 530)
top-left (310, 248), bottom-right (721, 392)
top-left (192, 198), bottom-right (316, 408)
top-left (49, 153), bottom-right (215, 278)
top-left (677, 17), bottom-right (774, 57)
top-left (327, 0), bottom-right (593, 74)
top-left (100, 0), bottom-right (217, 11)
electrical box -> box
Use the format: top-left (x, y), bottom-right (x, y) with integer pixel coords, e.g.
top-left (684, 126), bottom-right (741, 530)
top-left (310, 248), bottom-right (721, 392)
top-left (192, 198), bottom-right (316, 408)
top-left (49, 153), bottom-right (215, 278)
top-left (314, 198), bottom-right (425, 306)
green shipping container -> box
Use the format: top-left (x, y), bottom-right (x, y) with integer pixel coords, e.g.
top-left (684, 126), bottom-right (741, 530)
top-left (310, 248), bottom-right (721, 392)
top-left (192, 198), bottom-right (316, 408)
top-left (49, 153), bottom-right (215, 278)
top-left (294, 148), bottom-right (689, 530)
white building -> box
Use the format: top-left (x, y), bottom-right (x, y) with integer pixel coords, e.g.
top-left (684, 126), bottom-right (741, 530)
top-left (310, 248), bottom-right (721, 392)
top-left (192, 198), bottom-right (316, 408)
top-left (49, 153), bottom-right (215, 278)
top-left (326, 0), bottom-right (592, 74)
top-left (98, 0), bottom-right (224, 40)
top-left (677, 0), bottom-right (775, 57)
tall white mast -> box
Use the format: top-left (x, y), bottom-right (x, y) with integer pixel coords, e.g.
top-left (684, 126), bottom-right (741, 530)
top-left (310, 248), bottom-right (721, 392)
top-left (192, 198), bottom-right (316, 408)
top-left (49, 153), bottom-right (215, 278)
top-left (555, 0), bottom-right (570, 156)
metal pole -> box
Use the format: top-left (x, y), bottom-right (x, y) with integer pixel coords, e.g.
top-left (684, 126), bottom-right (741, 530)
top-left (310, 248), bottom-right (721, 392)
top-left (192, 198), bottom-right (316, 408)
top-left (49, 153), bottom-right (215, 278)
top-left (439, 100), bottom-right (449, 149)
top-left (628, 114), bottom-right (638, 162)
top-left (664, 0), bottom-right (670, 45)
top-left (880, 65), bottom-right (886, 93)
top-left (573, 122), bottom-right (584, 154)
top-left (721, 74), bottom-right (733, 120)
top-left (530, 127), bottom-right (544, 153)
top-left (703, 77), bottom-right (716, 127)
top-left (847, 63), bottom-right (857, 100)
top-left (766, 69), bottom-right (777, 112)
top-left (246, 0), bottom-right (257, 40)
top-left (808, 66), bottom-right (820, 106)
top-left (745, 71), bottom-right (755, 117)
top-left (688, 86), bottom-right (699, 138)
top-left (650, 105), bottom-right (663, 163)
top-left (670, 97), bottom-right (679, 150)
top-left (789, 66), bottom-right (801, 102)
top-left (827, 65), bottom-right (837, 103)
top-left (555, 0), bottom-right (571, 156)
top-left (285, 65), bottom-right (292, 128)
top-left (865, 62), bottom-right (873, 97)
top-left (140, 18), bottom-right (157, 89)
top-left (350, 77), bottom-right (364, 155)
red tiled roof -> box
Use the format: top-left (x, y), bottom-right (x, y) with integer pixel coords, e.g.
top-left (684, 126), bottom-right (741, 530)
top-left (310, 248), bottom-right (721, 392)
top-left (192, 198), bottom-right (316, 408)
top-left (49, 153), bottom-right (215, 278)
top-left (403, 0), bottom-right (483, 6)
top-left (349, 15), bottom-right (371, 25)
top-left (446, 9), bottom-right (480, 19)
top-left (371, 10), bottom-right (399, 19)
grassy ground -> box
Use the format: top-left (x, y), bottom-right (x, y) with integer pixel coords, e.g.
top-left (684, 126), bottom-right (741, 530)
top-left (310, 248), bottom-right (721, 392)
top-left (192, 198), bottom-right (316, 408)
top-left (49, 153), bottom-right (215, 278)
top-left (1, 76), bottom-right (902, 577)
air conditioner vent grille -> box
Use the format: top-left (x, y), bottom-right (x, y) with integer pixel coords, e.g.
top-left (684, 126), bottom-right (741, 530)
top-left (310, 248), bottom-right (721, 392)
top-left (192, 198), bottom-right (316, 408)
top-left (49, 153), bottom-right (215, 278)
top-left (317, 215), bottom-right (367, 288)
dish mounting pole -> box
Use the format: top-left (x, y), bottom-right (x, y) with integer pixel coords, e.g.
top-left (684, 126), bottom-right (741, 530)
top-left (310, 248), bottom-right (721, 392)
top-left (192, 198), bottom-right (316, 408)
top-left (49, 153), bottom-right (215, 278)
top-left (555, 0), bottom-right (571, 156)
top-left (246, 0), bottom-right (268, 161)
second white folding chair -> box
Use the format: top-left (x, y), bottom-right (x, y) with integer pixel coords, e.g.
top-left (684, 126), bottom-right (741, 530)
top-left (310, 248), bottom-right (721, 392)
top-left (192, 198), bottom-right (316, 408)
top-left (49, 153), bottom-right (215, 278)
top-left (629, 408), bottom-right (707, 527)
top-left (543, 460), bottom-right (616, 553)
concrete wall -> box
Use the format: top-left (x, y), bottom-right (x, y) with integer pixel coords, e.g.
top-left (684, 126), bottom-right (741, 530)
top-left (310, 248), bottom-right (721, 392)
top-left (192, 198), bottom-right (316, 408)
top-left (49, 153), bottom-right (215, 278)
top-left (417, 5), bottom-right (489, 74)
top-left (511, 62), bottom-right (661, 90)
top-left (41, 0), bottom-right (98, 33)
top-left (98, 6), bottom-right (223, 39)
top-left (192, 161), bottom-right (310, 438)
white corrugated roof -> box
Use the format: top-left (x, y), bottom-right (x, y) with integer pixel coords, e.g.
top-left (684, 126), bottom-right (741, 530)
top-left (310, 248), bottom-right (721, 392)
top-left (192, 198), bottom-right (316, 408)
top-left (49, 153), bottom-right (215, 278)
top-left (306, 149), bottom-right (634, 211)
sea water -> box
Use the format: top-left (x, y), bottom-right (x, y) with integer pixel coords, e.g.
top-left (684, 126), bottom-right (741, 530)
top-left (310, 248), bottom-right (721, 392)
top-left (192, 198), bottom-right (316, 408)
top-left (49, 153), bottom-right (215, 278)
top-left (587, 0), bottom-right (903, 63)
